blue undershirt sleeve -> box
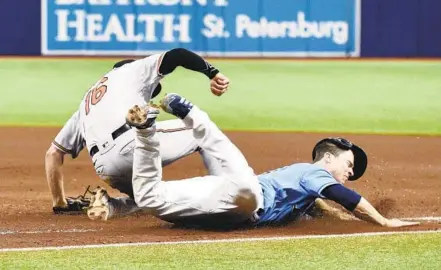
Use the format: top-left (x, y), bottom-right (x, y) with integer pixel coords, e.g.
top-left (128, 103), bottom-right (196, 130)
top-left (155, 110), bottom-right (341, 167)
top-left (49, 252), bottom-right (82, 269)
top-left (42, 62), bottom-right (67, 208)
top-left (321, 184), bottom-right (362, 211)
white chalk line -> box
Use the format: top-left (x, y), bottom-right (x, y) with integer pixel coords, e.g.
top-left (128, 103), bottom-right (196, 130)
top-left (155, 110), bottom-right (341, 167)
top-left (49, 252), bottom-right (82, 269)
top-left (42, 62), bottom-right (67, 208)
top-left (0, 216), bottom-right (438, 236)
top-left (402, 216), bottom-right (441, 222)
top-left (0, 228), bottom-right (101, 235)
top-left (1, 230), bottom-right (441, 253)
top-left (0, 216), bottom-right (440, 252)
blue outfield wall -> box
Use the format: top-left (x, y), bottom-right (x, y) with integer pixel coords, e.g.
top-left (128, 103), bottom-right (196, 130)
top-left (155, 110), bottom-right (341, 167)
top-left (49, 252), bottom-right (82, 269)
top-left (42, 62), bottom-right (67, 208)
top-left (0, 0), bottom-right (440, 57)
top-left (361, 0), bottom-right (441, 57)
top-left (0, 0), bottom-right (41, 55)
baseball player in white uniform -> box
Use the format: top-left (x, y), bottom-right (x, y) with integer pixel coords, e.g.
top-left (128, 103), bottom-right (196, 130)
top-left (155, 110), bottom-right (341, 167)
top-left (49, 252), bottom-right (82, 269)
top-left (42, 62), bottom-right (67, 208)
top-left (87, 93), bottom-right (263, 227)
top-left (45, 48), bottom-right (229, 216)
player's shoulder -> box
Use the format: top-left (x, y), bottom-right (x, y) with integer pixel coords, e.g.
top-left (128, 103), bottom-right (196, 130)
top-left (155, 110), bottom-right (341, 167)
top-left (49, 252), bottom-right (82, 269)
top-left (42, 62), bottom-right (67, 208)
top-left (286, 163), bottom-right (328, 173)
top-left (260, 163), bottom-right (315, 175)
top-left (301, 164), bottom-right (334, 182)
top-left (111, 53), bottom-right (164, 76)
top-left (137, 53), bottom-right (163, 65)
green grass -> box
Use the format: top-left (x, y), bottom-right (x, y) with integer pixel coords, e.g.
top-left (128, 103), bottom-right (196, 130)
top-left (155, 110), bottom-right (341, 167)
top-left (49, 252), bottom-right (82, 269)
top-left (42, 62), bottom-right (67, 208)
top-left (1, 233), bottom-right (440, 269)
top-left (0, 59), bottom-right (440, 134)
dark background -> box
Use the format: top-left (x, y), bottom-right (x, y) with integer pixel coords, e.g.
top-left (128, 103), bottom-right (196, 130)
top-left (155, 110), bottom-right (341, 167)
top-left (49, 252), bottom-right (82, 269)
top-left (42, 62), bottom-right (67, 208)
top-left (1, 0), bottom-right (440, 57)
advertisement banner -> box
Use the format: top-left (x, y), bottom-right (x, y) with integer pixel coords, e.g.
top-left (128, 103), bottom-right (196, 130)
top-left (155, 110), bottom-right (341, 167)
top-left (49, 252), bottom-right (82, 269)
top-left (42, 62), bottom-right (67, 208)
top-left (42, 0), bottom-right (360, 57)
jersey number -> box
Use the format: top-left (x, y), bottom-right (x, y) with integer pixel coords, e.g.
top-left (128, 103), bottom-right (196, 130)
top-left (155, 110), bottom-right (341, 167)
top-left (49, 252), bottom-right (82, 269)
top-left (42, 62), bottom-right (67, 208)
top-left (85, 77), bottom-right (108, 115)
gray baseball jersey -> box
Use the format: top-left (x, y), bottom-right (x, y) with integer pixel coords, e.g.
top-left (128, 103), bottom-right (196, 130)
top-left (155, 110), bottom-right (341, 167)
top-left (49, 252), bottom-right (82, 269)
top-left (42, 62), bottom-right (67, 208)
top-left (52, 55), bottom-right (222, 198)
top-left (79, 54), bottom-right (162, 152)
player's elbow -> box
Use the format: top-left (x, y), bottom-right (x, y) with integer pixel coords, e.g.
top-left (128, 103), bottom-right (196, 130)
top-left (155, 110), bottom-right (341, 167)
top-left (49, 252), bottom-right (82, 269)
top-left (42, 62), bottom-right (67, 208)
top-left (46, 145), bottom-right (58, 158)
top-left (45, 145), bottom-right (64, 163)
top-left (234, 188), bottom-right (259, 217)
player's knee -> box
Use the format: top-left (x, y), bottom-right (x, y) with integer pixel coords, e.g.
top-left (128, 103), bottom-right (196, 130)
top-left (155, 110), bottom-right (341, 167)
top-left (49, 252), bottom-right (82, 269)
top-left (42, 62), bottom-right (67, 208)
top-left (234, 188), bottom-right (258, 216)
top-left (133, 192), bottom-right (158, 210)
top-left (133, 195), bottom-right (148, 209)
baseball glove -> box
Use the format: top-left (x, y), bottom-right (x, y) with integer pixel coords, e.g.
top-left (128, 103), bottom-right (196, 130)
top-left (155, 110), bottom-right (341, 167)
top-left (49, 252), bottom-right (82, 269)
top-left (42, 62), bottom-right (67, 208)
top-left (52, 186), bottom-right (92, 215)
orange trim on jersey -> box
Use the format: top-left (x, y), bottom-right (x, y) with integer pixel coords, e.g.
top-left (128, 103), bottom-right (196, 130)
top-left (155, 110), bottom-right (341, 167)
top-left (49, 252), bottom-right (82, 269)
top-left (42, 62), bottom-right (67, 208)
top-left (52, 141), bottom-right (72, 154)
top-left (157, 52), bottom-right (166, 77)
top-left (156, 127), bottom-right (191, 133)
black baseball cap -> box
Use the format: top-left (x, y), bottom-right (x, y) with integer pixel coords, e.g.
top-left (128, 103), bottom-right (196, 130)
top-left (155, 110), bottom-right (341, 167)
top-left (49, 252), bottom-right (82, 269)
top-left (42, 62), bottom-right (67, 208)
top-left (113, 59), bottom-right (135, 69)
top-left (312, 137), bottom-right (368, 181)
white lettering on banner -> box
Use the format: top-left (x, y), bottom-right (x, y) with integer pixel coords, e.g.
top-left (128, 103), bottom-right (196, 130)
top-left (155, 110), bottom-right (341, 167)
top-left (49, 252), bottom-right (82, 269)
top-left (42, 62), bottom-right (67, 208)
top-left (149, 0), bottom-right (197, 5)
top-left (201, 14), bottom-right (229, 38)
top-left (138, 15), bottom-right (162, 41)
top-left (87, 14), bottom-right (104, 40)
top-left (89, 0), bottom-right (112, 4)
top-left (124, 14), bottom-right (143, 41)
top-left (138, 14), bottom-right (191, 42)
top-left (55, 10), bottom-right (191, 43)
top-left (236, 12), bottom-right (349, 45)
top-left (162, 15), bottom-right (191, 42)
top-left (116, 0), bottom-right (145, 4)
top-left (102, 14), bottom-right (127, 41)
top-left (55, 0), bottom-right (228, 6)
top-left (55, 10), bottom-right (86, 41)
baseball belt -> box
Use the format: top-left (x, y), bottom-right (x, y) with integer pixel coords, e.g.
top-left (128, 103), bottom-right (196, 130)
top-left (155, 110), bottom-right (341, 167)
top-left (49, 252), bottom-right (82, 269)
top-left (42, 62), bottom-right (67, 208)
top-left (89, 124), bottom-right (131, 158)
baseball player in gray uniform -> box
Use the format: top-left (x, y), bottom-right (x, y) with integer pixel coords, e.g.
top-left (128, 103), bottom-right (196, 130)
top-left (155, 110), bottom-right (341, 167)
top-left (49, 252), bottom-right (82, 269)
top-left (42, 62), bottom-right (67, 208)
top-left (45, 48), bottom-right (228, 215)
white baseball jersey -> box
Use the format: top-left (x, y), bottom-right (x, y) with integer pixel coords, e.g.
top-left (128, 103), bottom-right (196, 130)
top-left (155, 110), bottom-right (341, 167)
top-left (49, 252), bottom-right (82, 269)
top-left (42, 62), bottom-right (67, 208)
top-left (52, 55), bottom-right (222, 198)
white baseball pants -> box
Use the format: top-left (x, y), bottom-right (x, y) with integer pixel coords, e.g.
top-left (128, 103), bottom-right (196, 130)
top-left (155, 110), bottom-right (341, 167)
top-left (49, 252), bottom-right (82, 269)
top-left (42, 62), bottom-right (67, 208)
top-left (132, 106), bottom-right (263, 226)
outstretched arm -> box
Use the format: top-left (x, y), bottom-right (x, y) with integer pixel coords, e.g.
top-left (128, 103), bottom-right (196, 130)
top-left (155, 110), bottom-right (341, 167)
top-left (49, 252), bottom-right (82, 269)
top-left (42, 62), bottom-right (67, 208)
top-left (352, 197), bottom-right (419, 227)
top-left (159, 48), bottom-right (230, 96)
top-left (45, 145), bottom-right (67, 208)
top-left (314, 198), bottom-right (359, 221)
top-left (322, 184), bottom-right (419, 227)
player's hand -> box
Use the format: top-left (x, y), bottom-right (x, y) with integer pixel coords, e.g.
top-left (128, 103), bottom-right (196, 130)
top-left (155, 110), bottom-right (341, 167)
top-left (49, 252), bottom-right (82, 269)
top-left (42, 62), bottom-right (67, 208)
top-left (210, 73), bottom-right (230, 96)
top-left (52, 196), bottom-right (90, 215)
top-left (53, 201), bottom-right (68, 210)
top-left (384, 218), bottom-right (420, 227)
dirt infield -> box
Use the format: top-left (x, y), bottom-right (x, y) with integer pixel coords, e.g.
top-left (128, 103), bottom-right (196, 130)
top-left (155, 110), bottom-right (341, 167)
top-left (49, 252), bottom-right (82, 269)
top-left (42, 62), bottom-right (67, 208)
top-left (0, 127), bottom-right (440, 249)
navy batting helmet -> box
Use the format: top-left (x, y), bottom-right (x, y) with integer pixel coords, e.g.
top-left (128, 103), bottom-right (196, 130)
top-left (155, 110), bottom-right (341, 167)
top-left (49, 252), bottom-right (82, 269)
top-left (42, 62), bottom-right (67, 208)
top-left (312, 137), bottom-right (368, 181)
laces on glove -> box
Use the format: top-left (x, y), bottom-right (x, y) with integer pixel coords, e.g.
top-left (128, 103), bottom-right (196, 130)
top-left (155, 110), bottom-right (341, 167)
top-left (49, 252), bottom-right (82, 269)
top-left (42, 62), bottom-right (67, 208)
top-left (52, 185), bottom-right (93, 215)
